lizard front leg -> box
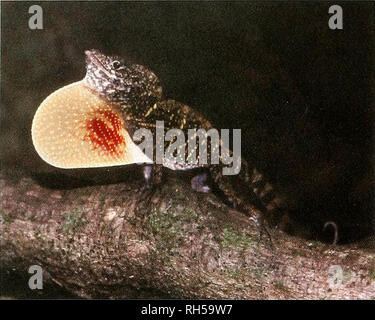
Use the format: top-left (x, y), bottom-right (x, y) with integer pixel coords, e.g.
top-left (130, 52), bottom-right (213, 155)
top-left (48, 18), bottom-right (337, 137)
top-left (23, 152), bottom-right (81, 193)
top-left (142, 164), bottom-right (163, 189)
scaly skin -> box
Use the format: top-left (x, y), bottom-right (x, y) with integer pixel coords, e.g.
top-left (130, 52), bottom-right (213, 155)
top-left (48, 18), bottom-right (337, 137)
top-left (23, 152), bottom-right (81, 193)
top-left (83, 49), bottom-right (285, 221)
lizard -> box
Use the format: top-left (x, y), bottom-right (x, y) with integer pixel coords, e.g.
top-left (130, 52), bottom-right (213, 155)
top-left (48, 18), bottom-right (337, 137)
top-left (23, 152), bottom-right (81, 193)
top-left (32, 49), bottom-right (286, 234)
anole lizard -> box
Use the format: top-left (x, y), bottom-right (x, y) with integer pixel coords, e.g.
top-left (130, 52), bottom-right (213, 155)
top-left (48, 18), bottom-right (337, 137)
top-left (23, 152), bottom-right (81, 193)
top-left (32, 49), bottom-right (286, 235)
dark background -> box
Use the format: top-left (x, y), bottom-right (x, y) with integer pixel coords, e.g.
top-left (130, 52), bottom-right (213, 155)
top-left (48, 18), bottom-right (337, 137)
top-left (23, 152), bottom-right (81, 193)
top-left (1, 1), bottom-right (374, 242)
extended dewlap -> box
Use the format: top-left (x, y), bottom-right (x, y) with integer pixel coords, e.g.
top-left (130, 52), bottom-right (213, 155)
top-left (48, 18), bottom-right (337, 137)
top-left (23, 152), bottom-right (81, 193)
top-left (31, 81), bottom-right (152, 169)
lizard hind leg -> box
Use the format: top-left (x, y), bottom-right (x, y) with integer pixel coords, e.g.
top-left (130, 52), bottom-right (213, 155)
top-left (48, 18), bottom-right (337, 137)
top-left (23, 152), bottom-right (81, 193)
top-left (209, 165), bottom-right (274, 247)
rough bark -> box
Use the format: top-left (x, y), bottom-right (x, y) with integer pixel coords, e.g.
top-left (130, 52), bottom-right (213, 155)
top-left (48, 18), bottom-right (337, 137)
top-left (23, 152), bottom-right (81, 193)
top-left (1, 169), bottom-right (374, 299)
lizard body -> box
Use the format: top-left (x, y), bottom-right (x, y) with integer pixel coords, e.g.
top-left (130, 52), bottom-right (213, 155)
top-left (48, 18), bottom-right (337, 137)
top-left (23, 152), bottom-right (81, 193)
top-left (83, 49), bottom-right (284, 217)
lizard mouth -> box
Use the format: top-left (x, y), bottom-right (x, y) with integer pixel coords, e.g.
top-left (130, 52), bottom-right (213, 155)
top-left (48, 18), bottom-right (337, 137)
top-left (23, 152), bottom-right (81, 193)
top-left (85, 49), bottom-right (112, 78)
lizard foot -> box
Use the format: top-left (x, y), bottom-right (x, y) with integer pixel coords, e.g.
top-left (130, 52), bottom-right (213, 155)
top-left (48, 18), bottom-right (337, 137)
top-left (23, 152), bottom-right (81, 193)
top-left (191, 173), bottom-right (211, 193)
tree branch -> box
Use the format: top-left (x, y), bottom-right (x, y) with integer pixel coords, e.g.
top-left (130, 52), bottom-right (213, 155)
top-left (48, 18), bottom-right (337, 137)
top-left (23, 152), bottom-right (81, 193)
top-left (1, 169), bottom-right (374, 299)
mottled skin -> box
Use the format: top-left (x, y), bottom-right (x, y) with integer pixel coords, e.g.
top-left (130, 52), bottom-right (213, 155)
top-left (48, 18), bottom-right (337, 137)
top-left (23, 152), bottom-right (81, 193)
top-left (83, 49), bottom-right (285, 224)
top-left (85, 49), bottom-right (162, 112)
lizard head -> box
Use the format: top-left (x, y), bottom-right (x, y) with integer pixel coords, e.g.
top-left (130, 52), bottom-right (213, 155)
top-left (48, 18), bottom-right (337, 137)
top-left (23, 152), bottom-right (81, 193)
top-left (84, 49), bottom-right (162, 108)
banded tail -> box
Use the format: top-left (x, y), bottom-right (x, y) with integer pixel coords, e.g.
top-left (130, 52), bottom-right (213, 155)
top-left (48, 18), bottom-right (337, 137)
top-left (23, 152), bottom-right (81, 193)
top-left (209, 155), bottom-right (285, 217)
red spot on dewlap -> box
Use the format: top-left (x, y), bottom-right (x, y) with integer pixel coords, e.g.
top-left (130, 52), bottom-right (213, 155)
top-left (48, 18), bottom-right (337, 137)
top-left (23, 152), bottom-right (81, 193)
top-left (85, 109), bottom-right (126, 158)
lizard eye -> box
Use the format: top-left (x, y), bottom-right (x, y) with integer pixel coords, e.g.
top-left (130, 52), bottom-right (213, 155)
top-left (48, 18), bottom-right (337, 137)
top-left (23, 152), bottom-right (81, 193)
top-left (111, 60), bottom-right (122, 70)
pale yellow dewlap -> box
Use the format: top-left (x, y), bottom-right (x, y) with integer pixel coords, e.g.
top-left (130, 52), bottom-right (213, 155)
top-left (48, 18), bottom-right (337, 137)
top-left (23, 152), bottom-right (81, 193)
top-left (31, 81), bottom-right (152, 169)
